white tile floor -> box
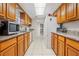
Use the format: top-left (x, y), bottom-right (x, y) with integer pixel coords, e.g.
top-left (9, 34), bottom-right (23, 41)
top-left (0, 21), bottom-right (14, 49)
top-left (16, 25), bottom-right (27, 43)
top-left (24, 36), bottom-right (56, 56)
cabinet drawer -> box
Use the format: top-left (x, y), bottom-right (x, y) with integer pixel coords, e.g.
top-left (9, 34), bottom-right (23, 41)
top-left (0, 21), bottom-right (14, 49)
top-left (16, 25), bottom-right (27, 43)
top-left (58, 35), bottom-right (65, 42)
top-left (0, 37), bottom-right (16, 51)
top-left (66, 38), bottom-right (79, 50)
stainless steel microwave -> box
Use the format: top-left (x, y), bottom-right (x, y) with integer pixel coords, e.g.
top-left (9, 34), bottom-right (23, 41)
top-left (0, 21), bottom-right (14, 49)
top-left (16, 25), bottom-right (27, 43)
top-left (0, 21), bottom-right (20, 35)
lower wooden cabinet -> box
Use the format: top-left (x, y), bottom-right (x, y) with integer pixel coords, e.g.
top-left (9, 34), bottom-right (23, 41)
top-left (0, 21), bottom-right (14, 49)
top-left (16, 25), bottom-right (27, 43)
top-left (17, 35), bottom-right (24, 56)
top-left (51, 33), bottom-right (58, 55)
top-left (57, 36), bottom-right (65, 56)
top-left (18, 40), bottom-right (24, 56)
top-left (66, 45), bottom-right (79, 56)
top-left (0, 43), bottom-right (17, 56)
top-left (0, 32), bottom-right (31, 56)
top-left (27, 32), bottom-right (30, 48)
top-left (66, 38), bottom-right (79, 56)
top-left (24, 33), bottom-right (28, 52)
top-left (57, 40), bottom-right (65, 56)
top-left (51, 32), bottom-right (79, 56)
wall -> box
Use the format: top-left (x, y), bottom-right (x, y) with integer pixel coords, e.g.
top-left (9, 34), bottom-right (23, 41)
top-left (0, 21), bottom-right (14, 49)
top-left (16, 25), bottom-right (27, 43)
top-left (43, 16), bottom-right (59, 48)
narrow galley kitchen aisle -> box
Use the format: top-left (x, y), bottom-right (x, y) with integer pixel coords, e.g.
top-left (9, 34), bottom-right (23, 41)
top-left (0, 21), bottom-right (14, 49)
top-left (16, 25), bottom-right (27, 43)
top-left (24, 36), bottom-right (55, 56)
top-left (23, 3), bottom-right (60, 56)
top-left (24, 16), bottom-right (55, 56)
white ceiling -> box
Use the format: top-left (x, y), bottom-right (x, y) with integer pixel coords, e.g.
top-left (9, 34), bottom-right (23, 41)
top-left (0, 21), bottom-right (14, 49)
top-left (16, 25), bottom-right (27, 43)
top-left (19, 3), bottom-right (61, 19)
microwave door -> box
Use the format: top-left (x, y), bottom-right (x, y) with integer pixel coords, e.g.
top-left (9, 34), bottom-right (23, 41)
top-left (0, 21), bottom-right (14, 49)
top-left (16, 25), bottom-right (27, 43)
top-left (9, 23), bottom-right (17, 34)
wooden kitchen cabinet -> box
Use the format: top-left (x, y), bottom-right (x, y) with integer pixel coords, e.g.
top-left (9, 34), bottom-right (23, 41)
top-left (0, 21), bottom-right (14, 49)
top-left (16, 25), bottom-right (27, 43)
top-left (52, 32), bottom-right (79, 56)
top-left (20, 12), bottom-right (29, 25)
top-left (0, 3), bottom-right (3, 16)
top-left (24, 33), bottom-right (28, 52)
top-left (53, 3), bottom-right (79, 23)
top-left (66, 38), bottom-right (79, 56)
top-left (27, 32), bottom-right (30, 48)
top-left (0, 3), bottom-right (6, 18)
top-left (60, 4), bottom-right (67, 23)
top-left (20, 12), bottom-right (25, 25)
top-left (0, 37), bottom-right (17, 56)
top-left (66, 45), bottom-right (79, 56)
top-left (17, 35), bottom-right (24, 56)
top-left (56, 9), bottom-right (61, 24)
top-left (57, 36), bottom-right (65, 56)
top-left (66, 3), bottom-right (77, 20)
top-left (52, 33), bottom-right (58, 55)
top-left (25, 14), bottom-right (28, 25)
top-left (76, 3), bottom-right (79, 19)
top-left (6, 3), bottom-right (16, 21)
top-left (0, 43), bottom-right (17, 56)
top-left (27, 16), bottom-right (32, 26)
top-left (29, 17), bottom-right (32, 25)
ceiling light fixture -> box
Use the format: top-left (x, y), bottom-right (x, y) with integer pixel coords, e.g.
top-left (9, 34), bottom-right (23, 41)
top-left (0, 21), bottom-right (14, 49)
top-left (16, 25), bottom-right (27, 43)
top-left (34, 3), bottom-right (46, 15)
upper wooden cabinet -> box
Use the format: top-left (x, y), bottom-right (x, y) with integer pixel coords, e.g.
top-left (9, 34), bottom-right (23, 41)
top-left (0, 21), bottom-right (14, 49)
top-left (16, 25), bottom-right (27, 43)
top-left (20, 12), bottom-right (32, 26)
top-left (56, 9), bottom-right (61, 24)
top-left (54, 4), bottom-right (67, 24)
top-left (6, 3), bottom-right (16, 21)
top-left (20, 12), bottom-right (25, 25)
top-left (0, 3), bottom-right (6, 18)
top-left (27, 16), bottom-right (30, 25)
top-left (25, 14), bottom-right (28, 25)
top-left (0, 3), bottom-right (16, 21)
top-left (66, 3), bottom-right (77, 20)
top-left (53, 3), bottom-right (79, 24)
top-left (60, 4), bottom-right (66, 23)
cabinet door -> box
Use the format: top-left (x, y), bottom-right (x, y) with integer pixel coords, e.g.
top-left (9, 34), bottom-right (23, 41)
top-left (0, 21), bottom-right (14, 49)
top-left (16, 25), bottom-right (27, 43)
top-left (77, 3), bottom-right (79, 19)
top-left (57, 36), bottom-right (65, 56)
top-left (57, 9), bottom-right (61, 24)
top-left (18, 40), bottom-right (24, 56)
top-left (53, 34), bottom-right (58, 55)
top-left (7, 3), bottom-right (16, 21)
top-left (67, 3), bottom-right (77, 20)
top-left (0, 3), bottom-right (6, 18)
top-left (25, 14), bottom-right (28, 25)
top-left (0, 3), bottom-right (3, 16)
top-left (66, 45), bottom-right (79, 56)
top-left (61, 4), bottom-right (66, 23)
top-left (57, 40), bottom-right (65, 56)
top-left (24, 34), bottom-right (28, 52)
top-left (27, 33), bottom-right (30, 48)
top-left (0, 43), bottom-right (17, 56)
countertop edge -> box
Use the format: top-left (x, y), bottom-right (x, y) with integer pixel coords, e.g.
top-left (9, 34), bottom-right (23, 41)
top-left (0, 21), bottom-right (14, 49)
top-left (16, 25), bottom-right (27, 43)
top-left (0, 32), bottom-right (30, 42)
top-left (52, 32), bottom-right (79, 42)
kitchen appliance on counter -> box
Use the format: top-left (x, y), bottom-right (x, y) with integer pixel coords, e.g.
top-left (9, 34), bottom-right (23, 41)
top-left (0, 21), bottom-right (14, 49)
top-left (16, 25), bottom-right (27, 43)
top-left (0, 21), bottom-right (20, 35)
top-left (57, 23), bottom-right (67, 33)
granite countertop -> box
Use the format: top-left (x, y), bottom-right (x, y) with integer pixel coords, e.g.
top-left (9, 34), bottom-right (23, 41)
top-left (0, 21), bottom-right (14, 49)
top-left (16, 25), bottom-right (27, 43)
top-left (0, 32), bottom-right (29, 42)
top-left (54, 32), bottom-right (79, 42)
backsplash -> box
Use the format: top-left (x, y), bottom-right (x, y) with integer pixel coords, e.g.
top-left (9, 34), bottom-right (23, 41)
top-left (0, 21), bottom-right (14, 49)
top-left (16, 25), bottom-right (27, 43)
top-left (63, 20), bottom-right (79, 36)
top-left (63, 20), bottom-right (79, 31)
